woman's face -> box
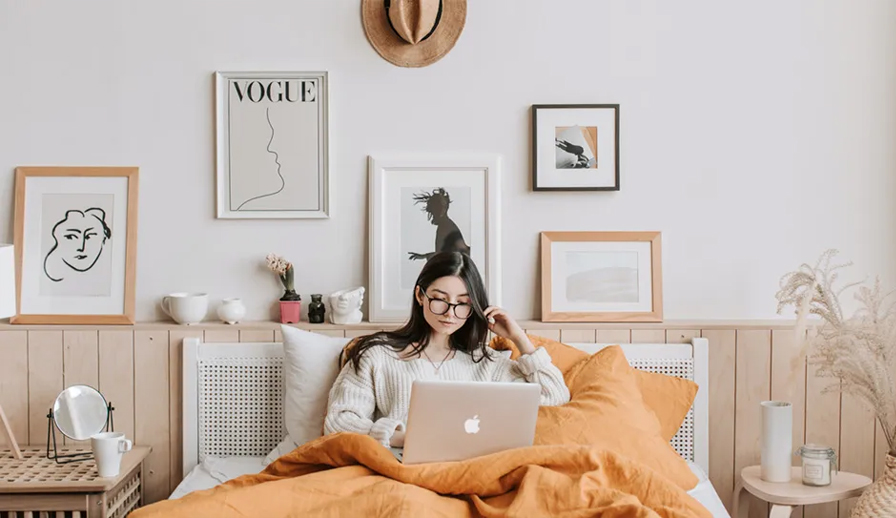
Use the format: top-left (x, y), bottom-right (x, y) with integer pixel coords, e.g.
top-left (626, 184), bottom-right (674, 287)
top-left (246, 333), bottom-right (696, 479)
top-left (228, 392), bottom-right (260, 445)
top-left (416, 275), bottom-right (472, 337)
top-left (52, 210), bottom-right (107, 272)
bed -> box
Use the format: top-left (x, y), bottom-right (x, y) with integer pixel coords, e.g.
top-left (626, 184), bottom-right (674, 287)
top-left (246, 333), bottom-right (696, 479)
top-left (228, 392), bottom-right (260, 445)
top-left (170, 336), bottom-right (730, 517)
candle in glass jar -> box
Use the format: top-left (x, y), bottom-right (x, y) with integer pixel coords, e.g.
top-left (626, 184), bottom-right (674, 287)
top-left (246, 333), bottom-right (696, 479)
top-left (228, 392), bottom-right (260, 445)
top-left (796, 444), bottom-right (836, 486)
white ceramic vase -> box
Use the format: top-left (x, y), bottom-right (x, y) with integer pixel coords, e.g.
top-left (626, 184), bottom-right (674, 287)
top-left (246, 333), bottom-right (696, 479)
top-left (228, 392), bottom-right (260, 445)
top-left (760, 400), bottom-right (793, 482)
top-left (217, 298), bottom-right (246, 325)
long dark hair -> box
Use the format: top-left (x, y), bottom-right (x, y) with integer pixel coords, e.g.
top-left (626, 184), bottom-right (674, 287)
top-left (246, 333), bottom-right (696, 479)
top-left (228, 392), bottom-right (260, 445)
top-left (344, 251), bottom-right (492, 372)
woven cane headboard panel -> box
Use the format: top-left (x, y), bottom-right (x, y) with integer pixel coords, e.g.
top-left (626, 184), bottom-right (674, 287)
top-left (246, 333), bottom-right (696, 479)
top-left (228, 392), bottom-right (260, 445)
top-left (182, 338), bottom-right (709, 476)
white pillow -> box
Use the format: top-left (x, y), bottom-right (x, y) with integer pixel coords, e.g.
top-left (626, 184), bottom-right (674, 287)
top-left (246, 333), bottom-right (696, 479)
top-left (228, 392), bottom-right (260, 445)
top-left (265, 326), bottom-right (350, 465)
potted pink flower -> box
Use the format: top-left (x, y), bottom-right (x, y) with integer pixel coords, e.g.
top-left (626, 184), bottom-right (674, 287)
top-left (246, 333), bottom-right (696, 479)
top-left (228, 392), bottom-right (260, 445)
top-left (265, 253), bottom-right (301, 323)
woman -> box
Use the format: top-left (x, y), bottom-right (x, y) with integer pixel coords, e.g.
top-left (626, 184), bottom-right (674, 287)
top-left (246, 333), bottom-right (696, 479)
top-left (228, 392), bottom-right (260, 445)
top-left (324, 252), bottom-right (570, 448)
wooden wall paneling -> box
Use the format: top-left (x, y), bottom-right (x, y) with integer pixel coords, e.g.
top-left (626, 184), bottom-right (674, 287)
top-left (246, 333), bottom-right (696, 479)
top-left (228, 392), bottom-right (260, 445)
top-left (702, 329), bottom-right (736, 514)
top-left (168, 329), bottom-right (202, 494)
top-left (27, 331), bottom-right (63, 445)
top-left (631, 329), bottom-right (665, 343)
top-left (0, 331), bottom-right (28, 449)
top-left (203, 329), bottom-right (240, 343)
top-left (62, 331), bottom-right (99, 446)
top-left (134, 331), bottom-right (170, 504)
top-left (733, 329), bottom-right (771, 518)
top-left (596, 329), bottom-right (631, 344)
top-left (770, 329), bottom-right (807, 518)
top-left (98, 331), bottom-right (135, 445)
top-left (804, 359), bottom-right (841, 518)
top-left (559, 329), bottom-right (595, 343)
top-left (525, 329), bottom-right (560, 341)
top-left (239, 330), bottom-right (275, 342)
top-left (666, 329), bottom-right (700, 344)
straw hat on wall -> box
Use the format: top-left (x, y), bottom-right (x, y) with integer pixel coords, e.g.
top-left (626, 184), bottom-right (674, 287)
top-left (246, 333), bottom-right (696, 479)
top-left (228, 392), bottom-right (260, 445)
top-left (361, 0), bottom-right (467, 68)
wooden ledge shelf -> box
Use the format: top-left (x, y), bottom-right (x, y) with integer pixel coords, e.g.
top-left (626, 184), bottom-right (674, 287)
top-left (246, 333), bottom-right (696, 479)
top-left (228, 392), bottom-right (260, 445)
top-left (0, 319), bottom-right (807, 332)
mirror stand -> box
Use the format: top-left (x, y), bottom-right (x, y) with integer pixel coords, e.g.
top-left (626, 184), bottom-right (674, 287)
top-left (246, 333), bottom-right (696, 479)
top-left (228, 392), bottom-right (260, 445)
top-left (45, 402), bottom-right (115, 464)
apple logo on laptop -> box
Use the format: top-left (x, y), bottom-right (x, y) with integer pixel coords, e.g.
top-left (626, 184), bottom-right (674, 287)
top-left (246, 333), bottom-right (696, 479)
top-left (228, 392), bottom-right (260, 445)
top-left (464, 415), bottom-right (480, 434)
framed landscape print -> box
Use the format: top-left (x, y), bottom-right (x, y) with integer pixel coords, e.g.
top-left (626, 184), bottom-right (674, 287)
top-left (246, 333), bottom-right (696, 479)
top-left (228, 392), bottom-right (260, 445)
top-left (215, 71), bottom-right (329, 219)
top-left (368, 154), bottom-right (501, 323)
top-left (532, 104), bottom-right (620, 191)
top-left (12, 166), bottom-right (139, 324)
top-left (540, 231), bottom-right (661, 322)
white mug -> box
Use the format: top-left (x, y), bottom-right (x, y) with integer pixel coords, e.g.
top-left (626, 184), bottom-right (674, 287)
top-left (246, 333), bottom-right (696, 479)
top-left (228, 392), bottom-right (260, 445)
top-left (161, 292), bottom-right (208, 325)
top-left (91, 431), bottom-right (132, 478)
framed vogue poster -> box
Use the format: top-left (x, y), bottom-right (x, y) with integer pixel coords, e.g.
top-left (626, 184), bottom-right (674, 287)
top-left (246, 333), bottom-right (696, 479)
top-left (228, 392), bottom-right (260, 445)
top-left (12, 167), bottom-right (139, 324)
top-left (540, 231), bottom-right (662, 322)
top-left (368, 154), bottom-right (501, 323)
top-left (532, 104), bottom-right (620, 191)
top-left (215, 71), bottom-right (329, 219)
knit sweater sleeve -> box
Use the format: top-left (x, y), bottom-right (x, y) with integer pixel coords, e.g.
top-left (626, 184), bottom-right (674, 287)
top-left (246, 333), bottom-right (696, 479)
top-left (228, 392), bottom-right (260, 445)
top-left (491, 346), bottom-right (570, 406)
top-left (323, 349), bottom-right (405, 447)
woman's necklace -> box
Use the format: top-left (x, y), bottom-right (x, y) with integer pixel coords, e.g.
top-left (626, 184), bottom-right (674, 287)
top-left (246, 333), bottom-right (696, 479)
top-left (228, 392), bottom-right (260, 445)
top-left (421, 348), bottom-right (453, 374)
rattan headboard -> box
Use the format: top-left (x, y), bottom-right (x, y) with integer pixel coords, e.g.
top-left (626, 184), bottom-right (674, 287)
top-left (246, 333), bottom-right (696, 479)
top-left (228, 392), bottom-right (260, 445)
top-left (182, 337), bottom-right (709, 477)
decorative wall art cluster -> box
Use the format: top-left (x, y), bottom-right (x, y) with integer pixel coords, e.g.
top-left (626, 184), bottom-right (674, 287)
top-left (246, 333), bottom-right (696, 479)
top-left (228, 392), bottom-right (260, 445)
top-left (7, 2), bottom-right (647, 326)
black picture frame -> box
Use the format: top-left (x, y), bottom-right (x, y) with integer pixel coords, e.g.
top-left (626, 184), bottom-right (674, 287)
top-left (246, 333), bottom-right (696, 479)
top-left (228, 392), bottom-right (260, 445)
top-left (531, 104), bottom-right (620, 191)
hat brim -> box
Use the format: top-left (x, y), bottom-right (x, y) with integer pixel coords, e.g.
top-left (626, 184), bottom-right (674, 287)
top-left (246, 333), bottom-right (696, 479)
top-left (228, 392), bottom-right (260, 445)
top-left (361, 0), bottom-right (466, 68)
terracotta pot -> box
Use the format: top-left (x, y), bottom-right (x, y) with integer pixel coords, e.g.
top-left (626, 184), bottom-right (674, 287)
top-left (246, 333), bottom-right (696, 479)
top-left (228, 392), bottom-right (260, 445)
top-left (279, 301), bottom-right (302, 324)
top-left (852, 454), bottom-right (896, 517)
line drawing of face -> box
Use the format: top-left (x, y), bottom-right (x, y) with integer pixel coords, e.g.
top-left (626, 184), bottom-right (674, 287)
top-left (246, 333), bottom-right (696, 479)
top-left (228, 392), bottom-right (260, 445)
top-left (43, 208), bottom-right (112, 282)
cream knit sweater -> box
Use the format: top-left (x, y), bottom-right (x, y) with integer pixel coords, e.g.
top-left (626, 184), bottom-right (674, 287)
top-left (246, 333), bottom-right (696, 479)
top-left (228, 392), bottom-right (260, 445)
top-left (323, 345), bottom-right (570, 447)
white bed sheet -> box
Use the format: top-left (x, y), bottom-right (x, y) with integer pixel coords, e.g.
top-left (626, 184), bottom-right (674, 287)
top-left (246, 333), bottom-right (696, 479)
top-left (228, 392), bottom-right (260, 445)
top-left (169, 456), bottom-right (730, 517)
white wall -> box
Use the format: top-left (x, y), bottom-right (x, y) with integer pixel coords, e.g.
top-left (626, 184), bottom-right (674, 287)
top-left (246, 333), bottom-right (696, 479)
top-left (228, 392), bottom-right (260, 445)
top-left (1, 0), bottom-right (895, 323)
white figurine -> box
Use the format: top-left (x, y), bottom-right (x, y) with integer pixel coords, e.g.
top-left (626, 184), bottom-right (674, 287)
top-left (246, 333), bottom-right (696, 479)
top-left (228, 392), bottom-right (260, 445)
top-left (329, 286), bottom-right (365, 324)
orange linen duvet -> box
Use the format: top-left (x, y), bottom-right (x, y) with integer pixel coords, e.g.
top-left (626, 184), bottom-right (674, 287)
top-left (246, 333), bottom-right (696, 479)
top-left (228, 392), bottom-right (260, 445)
top-left (131, 432), bottom-right (711, 518)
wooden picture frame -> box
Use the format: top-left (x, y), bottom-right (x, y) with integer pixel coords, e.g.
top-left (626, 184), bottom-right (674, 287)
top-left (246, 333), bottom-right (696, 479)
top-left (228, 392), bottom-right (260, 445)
top-left (12, 166), bottom-right (139, 325)
top-left (540, 231), bottom-right (662, 322)
top-left (532, 104), bottom-right (620, 191)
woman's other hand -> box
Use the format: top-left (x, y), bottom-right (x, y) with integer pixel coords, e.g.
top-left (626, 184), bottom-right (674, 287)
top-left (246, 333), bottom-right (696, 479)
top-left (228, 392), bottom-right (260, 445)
top-left (390, 430), bottom-right (405, 448)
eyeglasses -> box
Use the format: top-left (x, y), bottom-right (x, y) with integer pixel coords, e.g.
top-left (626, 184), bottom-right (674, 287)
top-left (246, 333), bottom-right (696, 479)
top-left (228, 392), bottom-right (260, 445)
top-left (421, 291), bottom-right (473, 319)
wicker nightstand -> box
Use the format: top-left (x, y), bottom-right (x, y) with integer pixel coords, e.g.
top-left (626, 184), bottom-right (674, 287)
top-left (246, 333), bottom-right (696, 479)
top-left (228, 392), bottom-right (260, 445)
top-left (0, 445), bottom-right (151, 518)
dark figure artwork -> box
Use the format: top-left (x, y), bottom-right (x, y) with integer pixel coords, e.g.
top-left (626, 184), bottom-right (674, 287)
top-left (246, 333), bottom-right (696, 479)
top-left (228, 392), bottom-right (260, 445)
top-left (407, 188), bottom-right (471, 261)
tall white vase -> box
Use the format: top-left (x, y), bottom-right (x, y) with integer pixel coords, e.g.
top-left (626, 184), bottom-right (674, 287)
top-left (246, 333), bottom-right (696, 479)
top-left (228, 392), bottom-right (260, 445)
top-left (761, 401), bottom-right (793, 482)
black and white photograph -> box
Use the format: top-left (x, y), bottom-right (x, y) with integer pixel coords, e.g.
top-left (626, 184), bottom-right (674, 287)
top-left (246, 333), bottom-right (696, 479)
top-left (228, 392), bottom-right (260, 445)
top-left (369, 155), bottom-right (501, 323)
top-left (215, 71), bottom-right (329, 219)
top-left (555, 126), bottom-right (597, 169)
top-left (39, 193), bottom-right (115, 297)
top-left (13, 167), bottom-right (139, 324)
top-left (533, 104), bottom-right (619, 190)
top-left (540, 231), bottom-right (662, 322)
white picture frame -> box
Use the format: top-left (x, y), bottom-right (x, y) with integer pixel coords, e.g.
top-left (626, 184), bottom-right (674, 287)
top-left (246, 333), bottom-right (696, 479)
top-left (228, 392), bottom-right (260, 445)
top-left (368, 154), bottom-right (502, 323)
top-left (215, 71), bottom-right (329, 219)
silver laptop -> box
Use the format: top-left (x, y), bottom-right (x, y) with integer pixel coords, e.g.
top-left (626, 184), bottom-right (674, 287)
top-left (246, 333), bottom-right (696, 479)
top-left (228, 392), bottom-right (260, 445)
top-left (394, 380), bottom-right (541, 465)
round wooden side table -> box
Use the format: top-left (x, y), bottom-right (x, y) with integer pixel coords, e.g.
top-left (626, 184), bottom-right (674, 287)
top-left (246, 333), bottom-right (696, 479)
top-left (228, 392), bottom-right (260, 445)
top-left (733, 466), bottom-right (872, 518)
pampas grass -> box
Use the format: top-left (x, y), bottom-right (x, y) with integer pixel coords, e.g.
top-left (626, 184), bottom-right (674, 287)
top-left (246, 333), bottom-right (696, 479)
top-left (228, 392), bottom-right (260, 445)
top-left (776, 249), bottom-right (896, 456)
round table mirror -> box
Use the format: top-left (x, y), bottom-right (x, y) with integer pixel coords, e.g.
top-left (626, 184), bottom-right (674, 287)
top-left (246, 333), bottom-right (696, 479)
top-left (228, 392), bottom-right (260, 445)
top-left (52, 385), bottom-right (109, 440)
